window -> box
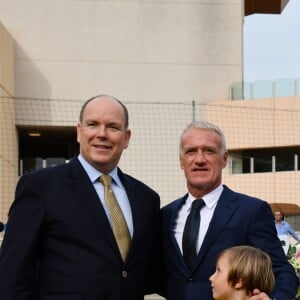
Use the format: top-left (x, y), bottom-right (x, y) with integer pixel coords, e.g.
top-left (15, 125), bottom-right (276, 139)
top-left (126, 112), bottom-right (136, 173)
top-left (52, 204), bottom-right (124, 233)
top-left (230, 147), bottom-right (300, 174)
top-left (18, 126), bottom-right (78, 175)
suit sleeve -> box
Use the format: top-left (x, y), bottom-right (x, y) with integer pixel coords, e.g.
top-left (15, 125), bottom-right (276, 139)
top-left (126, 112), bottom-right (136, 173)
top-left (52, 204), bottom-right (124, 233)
top-left (248, 201), bottom-right (299, 300)
top-left (0, 173), bottom-right (46, 300)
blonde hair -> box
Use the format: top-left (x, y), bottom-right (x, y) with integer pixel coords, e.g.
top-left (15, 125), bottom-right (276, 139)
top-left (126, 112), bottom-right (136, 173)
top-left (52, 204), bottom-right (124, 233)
top-left (218, 245), bottom-right (275, 295)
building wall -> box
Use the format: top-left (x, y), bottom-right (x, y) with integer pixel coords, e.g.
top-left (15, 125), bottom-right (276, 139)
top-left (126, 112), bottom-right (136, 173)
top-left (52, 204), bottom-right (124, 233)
top-left (0, 0), bottom-right (243, 102)
top-left (11, 96), bottom-right (300, 208)
top-left (205, 96), bottom-right (300, 205)
top-left (204, 97), bottom-right (300, 149)
top-left (0, 22), bottom-right (14, 96)
top-left (223, 171), bottom-right (300, 205)
top-left (0, 22), bottom-right (17, 222)
top-left (0, 0), bottom-right (244, 223)
top-left (1, 0), bottom-right (299, 230)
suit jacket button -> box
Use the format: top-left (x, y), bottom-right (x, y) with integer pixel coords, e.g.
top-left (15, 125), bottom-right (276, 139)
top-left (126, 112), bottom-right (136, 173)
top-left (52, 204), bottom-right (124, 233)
top-left (122, 270), bottom-right (128, 278)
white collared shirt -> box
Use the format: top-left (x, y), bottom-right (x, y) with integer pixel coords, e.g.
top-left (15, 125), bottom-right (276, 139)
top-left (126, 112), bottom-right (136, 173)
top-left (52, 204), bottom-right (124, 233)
top-left (78, 154), bottom-right (134, 237)
top-left (173, 185), bottom-right (224, 254)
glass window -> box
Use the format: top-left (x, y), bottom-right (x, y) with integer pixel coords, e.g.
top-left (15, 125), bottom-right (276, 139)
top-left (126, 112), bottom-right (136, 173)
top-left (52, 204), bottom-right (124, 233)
top-left (230, 147), bottom-right (300, 174)
top-left (18, 126), bottom-right (78, 175)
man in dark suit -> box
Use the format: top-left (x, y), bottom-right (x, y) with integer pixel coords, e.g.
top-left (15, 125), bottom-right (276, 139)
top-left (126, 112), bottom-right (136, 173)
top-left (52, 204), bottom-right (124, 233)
top-left (160, 120), bottom-right (298, 300)
top-left (0, 95), bottom-right (160, 300)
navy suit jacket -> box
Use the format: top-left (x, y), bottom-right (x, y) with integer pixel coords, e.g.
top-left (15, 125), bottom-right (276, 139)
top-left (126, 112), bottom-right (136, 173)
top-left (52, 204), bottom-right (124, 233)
top-left (0, 158), bottom-right (160, 300)
top-left (160, 185), bottom-right (298, 300)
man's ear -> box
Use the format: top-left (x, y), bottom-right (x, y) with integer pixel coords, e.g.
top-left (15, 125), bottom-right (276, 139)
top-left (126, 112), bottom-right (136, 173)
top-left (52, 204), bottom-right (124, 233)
top-left (222, 151), bottom-right (228, 169)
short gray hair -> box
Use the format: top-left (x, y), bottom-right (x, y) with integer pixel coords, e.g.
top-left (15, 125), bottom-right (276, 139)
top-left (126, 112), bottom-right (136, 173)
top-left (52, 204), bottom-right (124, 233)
top-left (180, 120), bottom-right (227, 153)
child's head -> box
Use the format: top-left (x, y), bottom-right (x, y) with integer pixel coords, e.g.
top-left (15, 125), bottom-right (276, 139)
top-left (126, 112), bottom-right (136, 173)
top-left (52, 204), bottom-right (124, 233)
top-left (209, 245), bottom-right (275, 299)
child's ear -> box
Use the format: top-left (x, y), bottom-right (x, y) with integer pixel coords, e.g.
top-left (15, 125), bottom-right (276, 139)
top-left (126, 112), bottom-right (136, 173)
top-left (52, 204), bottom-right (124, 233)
top-left (234, 279), bottom-right (243, 289)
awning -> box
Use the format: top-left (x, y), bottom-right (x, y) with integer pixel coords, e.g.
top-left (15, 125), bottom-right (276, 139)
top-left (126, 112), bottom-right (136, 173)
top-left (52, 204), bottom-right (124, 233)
top-left (269, 203), bottom-right (300, 215)
top-left (245, 0), bottom-right (289, 16)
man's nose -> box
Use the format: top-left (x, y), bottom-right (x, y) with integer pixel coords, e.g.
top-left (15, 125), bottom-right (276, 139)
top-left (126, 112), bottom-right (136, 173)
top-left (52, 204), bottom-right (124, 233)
top-left (195, 150), bottom-right (206, 162)
top-left (96, 125), bottom-right (107, 137)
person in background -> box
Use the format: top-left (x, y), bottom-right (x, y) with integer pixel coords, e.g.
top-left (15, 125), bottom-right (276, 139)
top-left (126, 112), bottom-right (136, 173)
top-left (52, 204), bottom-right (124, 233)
top-left (0, 95), bottom-right (160, 300)
top-left (209, 245), bottom-right (275, 300)
top-left (274, 210), bottom-right (300, 242)
top-left (160, 120), bottom-right (298, 300)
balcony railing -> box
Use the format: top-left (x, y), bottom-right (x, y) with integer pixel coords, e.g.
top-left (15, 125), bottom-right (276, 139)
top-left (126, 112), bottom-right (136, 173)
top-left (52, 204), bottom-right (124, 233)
top-left (230, 78), bottom-right (300, 100)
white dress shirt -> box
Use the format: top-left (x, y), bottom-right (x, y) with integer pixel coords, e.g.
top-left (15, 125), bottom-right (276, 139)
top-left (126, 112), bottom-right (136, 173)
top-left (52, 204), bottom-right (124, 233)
top-left (173, 185), bottom-right (224, 254)
top-left (78, 154), bottom-right (134, 237)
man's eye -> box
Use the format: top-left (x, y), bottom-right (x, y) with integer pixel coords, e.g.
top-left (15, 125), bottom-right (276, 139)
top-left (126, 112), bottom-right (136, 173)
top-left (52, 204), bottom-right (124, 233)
top-left (204, 148), bottom-right (214, 154)
top-left (185, 149), bottom-right (195, 154)
top-left (108, 125), bottom-right (120, 131)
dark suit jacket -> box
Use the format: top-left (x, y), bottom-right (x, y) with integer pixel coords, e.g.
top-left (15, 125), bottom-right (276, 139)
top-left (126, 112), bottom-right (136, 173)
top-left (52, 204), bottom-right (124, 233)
top-left (160, 185), bottom-right (298, 300)
top-left (0, 158), bottom-right (160, 300)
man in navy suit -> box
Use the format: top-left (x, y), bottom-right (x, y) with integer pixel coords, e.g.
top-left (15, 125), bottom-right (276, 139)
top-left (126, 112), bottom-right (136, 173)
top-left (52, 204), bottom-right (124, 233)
top-left (160, 120), bottom-right (298, 300)
top-left (0, 95), bottom-right (160, 300)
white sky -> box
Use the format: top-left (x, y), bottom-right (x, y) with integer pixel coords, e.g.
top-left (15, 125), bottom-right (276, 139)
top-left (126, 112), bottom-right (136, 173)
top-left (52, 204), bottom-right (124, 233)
top-left (243, 0), bottom-right (300, 82)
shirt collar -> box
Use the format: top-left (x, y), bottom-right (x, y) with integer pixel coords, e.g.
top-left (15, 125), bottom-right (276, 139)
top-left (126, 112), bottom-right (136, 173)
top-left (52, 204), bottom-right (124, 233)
top-left (78, 154), bottom-right (120, 186)
top-left (186, 184), bottom-right (224, 210)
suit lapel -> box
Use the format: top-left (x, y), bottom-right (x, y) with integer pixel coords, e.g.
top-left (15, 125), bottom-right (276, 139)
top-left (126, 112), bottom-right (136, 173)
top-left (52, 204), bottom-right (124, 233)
top-left (117, 169), bottom-right (143, 259)
top-left (167, 196), bottom-right (190, 271)
top-left (195, 186), bottom-right (239, 266)
top-left (68, 159), bottom-right (118, 252)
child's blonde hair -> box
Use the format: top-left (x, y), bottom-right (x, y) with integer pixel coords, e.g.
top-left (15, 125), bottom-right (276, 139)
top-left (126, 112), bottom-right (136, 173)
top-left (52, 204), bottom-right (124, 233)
top-left (218, 245), bottom-right (275, 295)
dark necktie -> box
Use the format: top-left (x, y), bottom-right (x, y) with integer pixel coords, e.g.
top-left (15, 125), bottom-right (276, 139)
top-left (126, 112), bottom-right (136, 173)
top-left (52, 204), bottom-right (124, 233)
top-left (182, 199), bottom-right (205, 269)
top-left (99, 175), bottom-right (131, 262)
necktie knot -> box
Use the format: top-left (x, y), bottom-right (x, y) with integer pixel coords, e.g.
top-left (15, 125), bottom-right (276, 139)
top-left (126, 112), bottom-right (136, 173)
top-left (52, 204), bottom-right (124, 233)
top-left (99, 174), bottom-right (112, 186)
top-left (191, 199), bottom-right (205, 212)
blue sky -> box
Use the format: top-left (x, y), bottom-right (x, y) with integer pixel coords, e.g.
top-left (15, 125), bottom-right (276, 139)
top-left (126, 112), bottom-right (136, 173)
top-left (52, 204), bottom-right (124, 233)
top-left (243, 0), bottom-right (300, 82)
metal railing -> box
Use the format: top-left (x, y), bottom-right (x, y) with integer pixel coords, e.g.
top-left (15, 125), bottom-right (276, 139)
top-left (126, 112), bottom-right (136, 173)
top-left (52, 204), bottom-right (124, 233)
top-left (231, 77), bottom-right (300, 100)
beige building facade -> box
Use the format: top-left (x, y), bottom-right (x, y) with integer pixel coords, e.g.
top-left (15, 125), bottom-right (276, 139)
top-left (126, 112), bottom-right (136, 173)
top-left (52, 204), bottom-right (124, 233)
top-left (0, 23), bottom-right (17, 224)
top-left (0, 0), bottom-right (299, 227)
top-left (0, 0), bottom-right (244, 102)
top-left (0, 0), bottom-right (245, 221)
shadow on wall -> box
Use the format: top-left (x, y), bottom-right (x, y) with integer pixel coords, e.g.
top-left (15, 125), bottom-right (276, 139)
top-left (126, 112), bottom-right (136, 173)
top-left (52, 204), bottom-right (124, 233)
top-left (14, 41), bottom-right (52, 98)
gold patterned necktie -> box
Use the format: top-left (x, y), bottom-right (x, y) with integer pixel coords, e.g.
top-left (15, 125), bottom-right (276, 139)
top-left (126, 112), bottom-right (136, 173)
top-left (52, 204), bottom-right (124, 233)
top-left (99, 174), bottom-right (131, 262)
